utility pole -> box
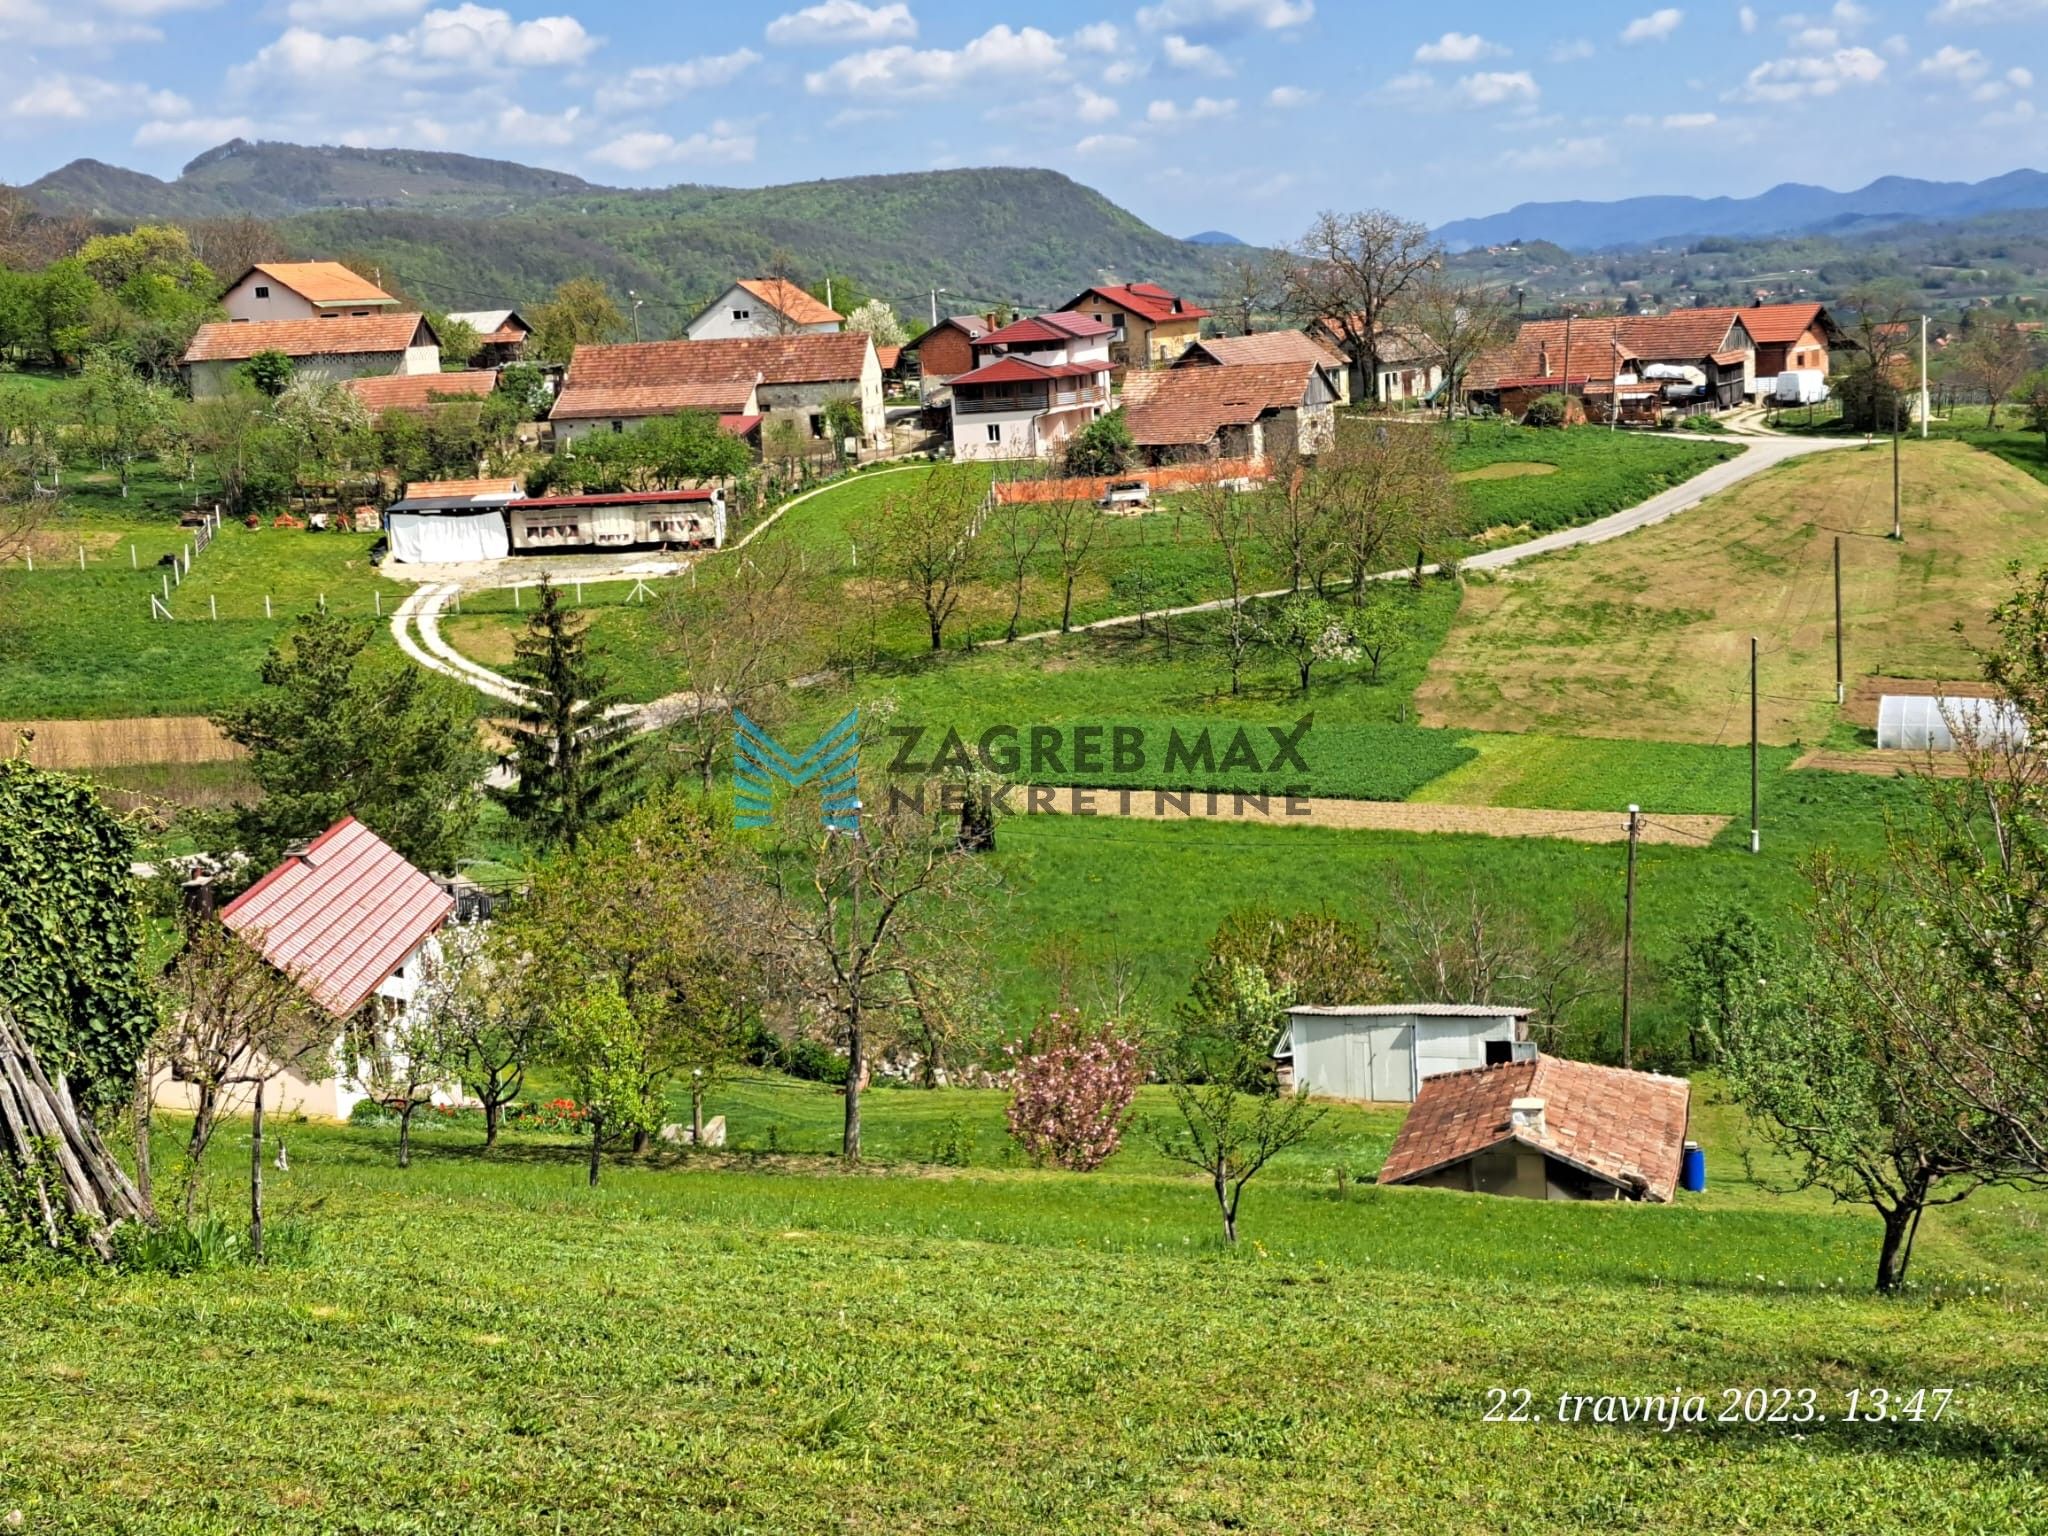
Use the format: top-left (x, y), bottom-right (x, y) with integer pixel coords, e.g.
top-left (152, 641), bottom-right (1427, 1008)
top-left (629, 291), bottom-right (643, 343)
top-left (929, 287), bottom-right (949, 329)
top-left (1621, 804), bottom-right (1641, 1070)
top-left (1750, 635), bottom-right (1761, 855)
top-left (1843, 536), bottom-right (1859, 708)
top-left (1920, 315), bottom-right (1930, 440)
top-left (1891, 391), bottom-right (1903, 541)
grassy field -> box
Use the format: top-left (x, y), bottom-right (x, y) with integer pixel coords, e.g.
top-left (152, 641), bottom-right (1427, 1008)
top-left (0, 1078), bottom-right (2038, 1534)
top-left (1415, 440), bottom-right (2048, 746)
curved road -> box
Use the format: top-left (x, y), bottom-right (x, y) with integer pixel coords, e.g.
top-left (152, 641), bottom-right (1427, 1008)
top-left (395, 432), bottom-right (1854, 710)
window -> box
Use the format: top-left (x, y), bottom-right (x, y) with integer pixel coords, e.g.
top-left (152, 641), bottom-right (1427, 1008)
top-left (611, 420), bottom-right (624, 434)
top-left (1484, 1040), bottom-right (1514, 1067)
top-left (985, 424), bottom-right (1001, 444)
top-left (732, 308), bottom-right (751, 322)
top-left (253, 285), bottom-right (269, 299)
top-left (809, 413), bottom-right (826, 438)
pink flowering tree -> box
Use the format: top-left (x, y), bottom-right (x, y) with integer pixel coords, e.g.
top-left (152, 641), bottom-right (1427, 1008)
top-left (1004, 1009), bottom-right (1144, 1172)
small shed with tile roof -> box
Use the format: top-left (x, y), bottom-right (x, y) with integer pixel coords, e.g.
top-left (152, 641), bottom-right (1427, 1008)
top-left (1377, 1055), bottom-right (1692, 1203)
top-left (1274, 1003), bottom-right (1533, 1102)
top-left (1122, 357), bottom-right (1340, 463)
top-left (182, 313), bottom-right (442, 399)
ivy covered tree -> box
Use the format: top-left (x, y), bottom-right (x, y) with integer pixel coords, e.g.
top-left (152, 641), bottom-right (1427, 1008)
top-left (493, 576), bottom-right (638, 850)
top-left (1064, 408), bottom-right (1134, 475)
top-left (0, 756), bottom-right (156, 1116)
top-left (241, 349), bottom-right (295, 399)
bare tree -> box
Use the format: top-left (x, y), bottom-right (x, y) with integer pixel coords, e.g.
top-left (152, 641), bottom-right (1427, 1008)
top-left (1189, 480), bottom-right (1259, 695)
top-left (1254, 441), bottom-right (1336, 593)
top-left (870, 467), bottom-right (985, 650)
top-left (1285, 209), bottom-right (1442, 407)
top-left (158, 923), bottom-right (330, 1246)
top-left (1401, 274), bottom-right (1517, 415)
top-left (989, 496), bottom-right (1047, 642)
top-left (1215, 251), bottom-right (1285, 336)
top-left (1323, 420), bottom-right (1454, 600)
top-left (751, 784), bottom-right (995, 1160)
top-left (1952, 320), bottom-right (2037, 429)
top-left (1, 1008), bottom-right (149, 1262)
top-left (182, 216), bottom-right (283, 284)
top-left (660, 542), bottom-right (814, 788)
top-left (1041, 495), bottom-right (1103, 633)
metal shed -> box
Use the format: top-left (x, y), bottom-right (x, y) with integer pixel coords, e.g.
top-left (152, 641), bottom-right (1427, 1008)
top-left (1875, 694), bottom-right (2029, 752)
top-left (1273, 1004), bottom-right (1534, 1103)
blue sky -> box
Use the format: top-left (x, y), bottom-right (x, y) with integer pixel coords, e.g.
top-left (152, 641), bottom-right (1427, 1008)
top-left (4, 0), bottom-right (2046, 238)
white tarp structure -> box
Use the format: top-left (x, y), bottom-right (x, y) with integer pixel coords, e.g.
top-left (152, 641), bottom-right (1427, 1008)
top-left (387, 511), bottom-right (510, 564)
top-left (1775, 370), bottom-right (1829, 405)
top-left (1274, 1005), bottom-right (1532, 1102)
top-left (1876, 694), bottom-right (2030, 752)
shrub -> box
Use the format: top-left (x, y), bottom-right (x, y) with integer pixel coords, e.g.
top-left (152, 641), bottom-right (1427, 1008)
top-left (1004, 1009), bottom-right (1143, 1172)
top-left (1523, 393), bottom-right (1570, 428)
top-left (926, 1112), bottom-right (978, 1168)
top-left (1065, 409), bottom-right (1134, 475)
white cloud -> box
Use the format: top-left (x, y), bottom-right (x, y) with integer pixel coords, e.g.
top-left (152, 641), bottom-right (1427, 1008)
top-left (805, 23), bottom-right (1064, 95)
top-left (10, 72), bottom-right (186, 120)
top-left (1621, 7), bottom-right (1684, 43)
top-left (1737, 43), bottom-right (1885, 98)
top-left (134, 113), bottom-right (258, 146)
top-left (1792, 27), bottom-right (1840, 49)
top-left (1416, 31), bottom-right (1504, 63)
top-left (0, 0), bottom-right (160, 46)
top-left (598, 47), bottom-right (761, 110)
top-left (1162, 33), bottom-right (1230, 74)
top-left (1548, 38), bottom-right (1595, 61)
top-left (764, 1), bottom-right (913, 46)
top-left (95, 0), bottom-right (214, 14)
top-left (1380, 69), bottom-right (1435, 95)
top-left (1145, 93), bottom-right (1235, 122)
top-left (1073, 83), bottom-right (1119, 120)
top-left (1982, 97), bottom-right (2036, 124)
top-left (237, 6), bottom-right (598, 91)
top-left (1266, 83), bottom-right (1314, 106)
top-left (1919, 43), bottom-right (1989, 80)
top-left (1663, 109), bottom-right (1719, 125)
top-left (1882, 32), bottom-right (1910, 54)
top-left (2010, 65), bottom-right (2035, 87)
top-left (1454, 69), bottom-right (1539, 105)
top-left (1832, 0), bottom-right (1871, 23)
top-left (589, 123), bottom-right (756, 171)
top-left (285, 0), bottom-right (426, 23)
top-left (1134, 0), bottom-right (1311, 33)
top-left (1501, 135), bottom-right (1615, 171)
top-left (495, 103), bottom-right (582, 143)
top-left (1739, 4), bottom-right (1758, 31)
top-left (1071, 20), bottom-right (1120, 51)
top-left (1929, 0), bottom-right (2048, 20)
top-left (1103, 58), bottom-right (1142, 84)
top-left (1075, 131), bottom-right (1138, 153)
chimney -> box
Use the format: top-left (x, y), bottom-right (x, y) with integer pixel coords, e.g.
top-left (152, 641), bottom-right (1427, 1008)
top-left (1537, 341), bottom-right (1550, 377)
top-left (1509, 1096), bottom-right (1547, 1139)
top-left (180, 874), bottom-right (216, 932)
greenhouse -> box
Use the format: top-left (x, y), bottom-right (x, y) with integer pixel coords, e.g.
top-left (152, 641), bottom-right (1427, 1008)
top-left (1875, 694), bottom-right (2030, 752)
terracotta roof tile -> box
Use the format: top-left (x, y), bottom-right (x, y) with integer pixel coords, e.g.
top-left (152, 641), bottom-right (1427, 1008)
top-left (401, 477), bottom-right (520, 501)
top-left (1378, 1056), bottom-right (1692, 1202)
top-left (344, 370), bottom-right (497, 414)
top-left (1741, 302), bottom-right (1829, 344)
top-left (1068, 281), bottom-right (1211, 324)
top-left (736, 277), bottom-right (842, 327)
top-left (183, 313), bottom-right (433, 365)
top-left (1469, 308), bottom-right (1748, 391)
top-left (978, 311), bottom-right (1116, 347)
top-left (1183, 330), bottom-right (1346, 370)
top-left (220, 817), bottom-right (454, 1018)
top-left (550, 334), bottom-right (872, 420)
top-left (245, 261), bottom-right (397, 306)
top-left (1122, 358), bottom-right (1321, 446)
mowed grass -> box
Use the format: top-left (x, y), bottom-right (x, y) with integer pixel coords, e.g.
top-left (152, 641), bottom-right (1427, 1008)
top-left (1416, 440), bottom-right (2048, 746)
top-left (0, 1078), bottom-right (2039, 1535)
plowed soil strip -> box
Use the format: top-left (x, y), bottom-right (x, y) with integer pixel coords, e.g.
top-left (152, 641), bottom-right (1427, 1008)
top-left (1000, 786), bottom-right (1728, 844)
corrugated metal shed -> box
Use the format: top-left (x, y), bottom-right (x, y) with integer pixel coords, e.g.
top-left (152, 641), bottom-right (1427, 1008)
top-left (220, 817), bottom-right (454, 1018)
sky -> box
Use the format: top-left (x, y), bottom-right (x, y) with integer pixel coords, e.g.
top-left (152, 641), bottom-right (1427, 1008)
top-left (4, 0), bottom-right (2047, 239)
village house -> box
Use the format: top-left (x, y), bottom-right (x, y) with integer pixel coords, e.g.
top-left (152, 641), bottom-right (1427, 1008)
top-left (1273, 1004), bottom-right (1533, 1101)
top-left (1307, 320), bottom-right (1444, 406)
top-left (1176, 329), bottom-right (1352, 405)
top-left (219, 261), bottom-right (401, 323)
top-left (901, 314), bottom-right (993, 400)
top-left (445, 309), bottom-right (532, 366)
top-left (343, 370), bottom-right (497, 417)
top-left (1121, 356), bottom-right (1340, 463)
top-left (1060, 281), bottom-right (1210, 371)
top-left (684, 277), bottom-right (843, 340)
top-left (1465, 307), bottom-right (1758, 420)
top-left (946, 311), bottom-right (1114, 461)
top-left (1741, 300), bottom-right (1851, 382)
top-left (181, 313), bottom-right (442, 399)
top-left (1377, 1055), bottom-right (1693, 1204)
top-left (549, 333), bottom-right (883, 451)
top-left (154, 817), bottom-right (458, 1122)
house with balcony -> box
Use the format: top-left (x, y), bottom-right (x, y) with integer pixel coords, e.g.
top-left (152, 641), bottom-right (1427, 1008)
top-left (947, 311), bottom-right (1114, 461)
top-left (1060, 281), bottom-right (1210, 372)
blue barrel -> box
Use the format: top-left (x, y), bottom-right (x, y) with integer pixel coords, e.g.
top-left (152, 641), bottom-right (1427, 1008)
top-left (1680, 1141), bottom-right (1706, 1194)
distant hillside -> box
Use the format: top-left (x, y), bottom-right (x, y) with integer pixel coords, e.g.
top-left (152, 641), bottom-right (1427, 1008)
top-left (28, 139), bottom-right (595, 219)
top-left (1185, 230), bottom-right (1246, 246)
top-left (1437, 169), bottom-right (2048, 253)
top-left (20, 141), bottom-right (1249, 327)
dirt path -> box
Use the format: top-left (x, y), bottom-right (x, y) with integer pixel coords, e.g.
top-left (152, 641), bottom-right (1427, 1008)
top-left (1000, 785), bottom-right (1728, 844)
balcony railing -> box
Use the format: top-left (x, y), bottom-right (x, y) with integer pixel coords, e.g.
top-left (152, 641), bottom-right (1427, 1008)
top-left (954, 384), bottom-right (1109, 415)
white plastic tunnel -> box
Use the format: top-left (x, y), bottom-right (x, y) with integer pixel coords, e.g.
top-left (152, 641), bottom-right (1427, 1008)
top-left (1876, 694), bottom-right (2030, 752)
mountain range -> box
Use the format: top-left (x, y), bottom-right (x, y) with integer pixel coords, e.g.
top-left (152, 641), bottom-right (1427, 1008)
top-left (1435, 169), bottom-right (2048, 253)
top-left (17, 140), bottom-right (1245, 323)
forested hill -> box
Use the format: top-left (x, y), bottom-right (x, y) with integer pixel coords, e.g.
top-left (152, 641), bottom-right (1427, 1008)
top-left (21, 140), bottom-right (1247, 321)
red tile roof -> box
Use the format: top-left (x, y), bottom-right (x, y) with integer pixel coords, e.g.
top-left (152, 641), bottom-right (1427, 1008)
top-left (736, 277), bottom-right (842, 327)
top-left (1623, 308), bottom-right (1744, 361)
top-left (904, 315), bottom-right (993, 353)
top-left (1741, 302), bottom-right (1829, 344)
top-left (1122, 358), bottom-right (1322, 446)
top-left (1182, 330), bottom-right (1345, 370)
top-left (951, 356), bottom-right (1107, 386)
top-left (874, 345), bottom-right (902, 371)
top-left (241, 261), bottom-right (397, 307)
top-left (344, 370), bottom-right (497, 414)
top-left (1469, 308), bottom-right (1749, 391)
top-left (183, 313), bottom-right (434, 365)
top-left (978, 311), bottom-right (1116, 347)
top-left (1069, 281), bottom-right (1210, 324)
top-left (1378, 1056), bottom-right (1692, 1203)
top-left (401, 476), bottom-right (520, 501)
top-left (221, 817), bottom-right (454, 1018)
top-left (550, 335), bottom-right (872, 421)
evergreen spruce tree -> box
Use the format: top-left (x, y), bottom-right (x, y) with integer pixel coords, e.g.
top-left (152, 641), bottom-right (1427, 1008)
top-left (494, 576), bottom-right (638, 849)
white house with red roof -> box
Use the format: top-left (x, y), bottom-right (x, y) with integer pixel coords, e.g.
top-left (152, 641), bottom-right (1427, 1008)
top-left (946, 311), bottom-right (1114, 461)
top-left (154, 817), bottom-right (459, 1121)
top-left (685, 277), bottom-right (843, 340)
top-left (1059, 281), bottom-right (1211, 370)
top-left (220, 261), bottom-right (401, 323)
